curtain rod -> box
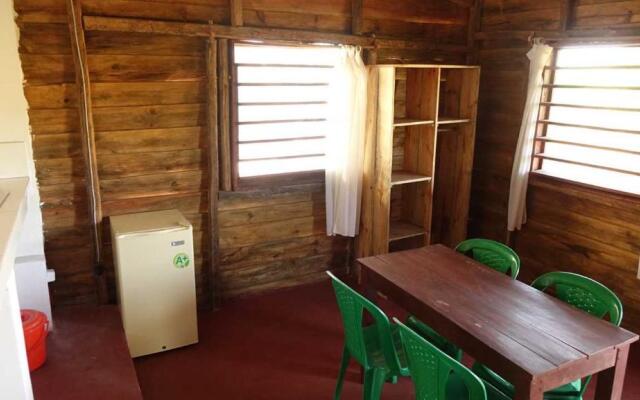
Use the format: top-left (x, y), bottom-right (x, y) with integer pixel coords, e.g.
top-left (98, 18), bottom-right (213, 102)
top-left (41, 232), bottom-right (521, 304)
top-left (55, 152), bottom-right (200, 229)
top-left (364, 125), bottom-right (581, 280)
top-left (529, 32), bottom-right (640, 47)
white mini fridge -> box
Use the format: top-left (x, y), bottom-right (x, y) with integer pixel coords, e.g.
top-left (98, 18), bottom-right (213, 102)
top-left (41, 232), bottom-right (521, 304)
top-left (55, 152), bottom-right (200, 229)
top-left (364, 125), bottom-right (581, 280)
top-left (110, 209), bottom-right (198, 358)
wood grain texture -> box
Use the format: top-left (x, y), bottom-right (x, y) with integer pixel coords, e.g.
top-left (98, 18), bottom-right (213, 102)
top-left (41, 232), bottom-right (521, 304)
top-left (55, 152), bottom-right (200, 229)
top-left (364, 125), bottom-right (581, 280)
top-left (471, 0), bottom-right (640, 333)
top-left (359, 245), bottom-right (638, 399)
top-left (17, 0), bottom-right (470, 306)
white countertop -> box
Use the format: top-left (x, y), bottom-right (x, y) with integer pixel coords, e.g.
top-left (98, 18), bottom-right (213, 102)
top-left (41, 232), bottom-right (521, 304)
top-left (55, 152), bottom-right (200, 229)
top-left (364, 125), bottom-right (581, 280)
top-left (0, 177), bottom-right (28, 290)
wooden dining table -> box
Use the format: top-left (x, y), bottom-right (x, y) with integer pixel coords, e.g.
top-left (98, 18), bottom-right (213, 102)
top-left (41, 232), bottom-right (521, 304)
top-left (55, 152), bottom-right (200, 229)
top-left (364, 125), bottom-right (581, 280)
top-left (357, 245), bottom-right (638, 400)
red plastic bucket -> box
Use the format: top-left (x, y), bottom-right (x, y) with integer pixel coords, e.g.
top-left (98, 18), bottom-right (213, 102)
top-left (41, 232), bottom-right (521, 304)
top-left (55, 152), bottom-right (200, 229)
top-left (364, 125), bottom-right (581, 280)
top-left (21, 310), bottom-right (48, 372)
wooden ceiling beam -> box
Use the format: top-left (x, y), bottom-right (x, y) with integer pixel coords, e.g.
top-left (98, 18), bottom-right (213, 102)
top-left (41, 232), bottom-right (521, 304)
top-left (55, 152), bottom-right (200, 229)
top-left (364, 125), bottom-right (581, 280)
top-left (83, 15), bottom-right (376, 47)
top-left (83, 15), bottom-right (470, 53)
top-left (443, 0), bottom-right (475, 8)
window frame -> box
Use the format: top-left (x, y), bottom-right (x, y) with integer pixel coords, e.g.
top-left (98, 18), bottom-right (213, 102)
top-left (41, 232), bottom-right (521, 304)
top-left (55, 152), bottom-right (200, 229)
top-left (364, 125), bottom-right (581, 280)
top-left (529, 45), bottom-right (640, 199)
top-left (230, 41), bottom-right (334, 190)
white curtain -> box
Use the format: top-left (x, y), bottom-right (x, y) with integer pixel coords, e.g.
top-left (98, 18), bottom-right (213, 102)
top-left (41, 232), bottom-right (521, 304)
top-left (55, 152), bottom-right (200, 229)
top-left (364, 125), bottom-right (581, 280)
top-left (325, 46), bottom-right (368, 237)
top-left (507, 42), bottom-right (553, 232)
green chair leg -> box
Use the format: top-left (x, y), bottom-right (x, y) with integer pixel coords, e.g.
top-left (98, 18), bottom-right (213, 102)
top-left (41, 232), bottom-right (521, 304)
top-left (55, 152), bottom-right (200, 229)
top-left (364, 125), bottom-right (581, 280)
top-left (334, 346), bottom-right (350, 400)
top-left (327, 272), bottom-right (410, 400)
top-left (363, 368), bottom-right (386, 400)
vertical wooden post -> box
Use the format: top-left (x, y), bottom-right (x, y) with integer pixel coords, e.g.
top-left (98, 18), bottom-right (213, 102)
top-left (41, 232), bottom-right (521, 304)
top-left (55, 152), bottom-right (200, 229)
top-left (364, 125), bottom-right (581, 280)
top-left (230, 0), bottom-right (243, 26)
top-left (466, 0), bottom-right (483, 64)
top-left (206, 33), bottom-right (220, 307)
top-left (560, 0), bottom-right (575, 32)
top-left (218, 39), bottom-right (232, 191)
top-left (371, 67), bottom-right (395, 255)
top-left (66, 0), bottom-right (107, 304)
top-left (351, 0), bottom-right (363, 35)
top-left (356, 67), bottom-right (379, 258)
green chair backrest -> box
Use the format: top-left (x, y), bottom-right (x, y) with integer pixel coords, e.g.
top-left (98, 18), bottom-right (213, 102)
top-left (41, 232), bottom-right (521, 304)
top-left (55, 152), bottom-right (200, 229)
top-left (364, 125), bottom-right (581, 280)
top-left (455, 239), bottom-right (520, 279)
top-left (395, 319), bottom-right (487, 400)
top-left (532, 271), bottom-right (623, 326)
top-left (327, 272), bottom-right (403, 373)
top-left (532, 271), bottom-right (623, 397)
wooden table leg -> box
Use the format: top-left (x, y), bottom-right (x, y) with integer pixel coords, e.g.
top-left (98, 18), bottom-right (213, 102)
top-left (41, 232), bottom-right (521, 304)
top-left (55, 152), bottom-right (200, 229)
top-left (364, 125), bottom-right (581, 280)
top-left (595, 344), bottom-right (631, 400)
top-left (513, 379), bottom-right (544, 400)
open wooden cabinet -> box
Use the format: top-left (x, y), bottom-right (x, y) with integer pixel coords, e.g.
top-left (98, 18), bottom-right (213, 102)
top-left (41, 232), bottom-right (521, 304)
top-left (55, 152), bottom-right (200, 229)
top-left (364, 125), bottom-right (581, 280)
top-left (358, 64), bottom-right (480, 257)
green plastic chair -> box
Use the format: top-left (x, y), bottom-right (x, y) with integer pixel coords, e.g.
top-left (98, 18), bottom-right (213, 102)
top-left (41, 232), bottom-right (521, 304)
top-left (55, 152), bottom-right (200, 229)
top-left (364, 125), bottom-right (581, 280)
top-left (455, 238), bottom-right (521, 279)
top-left (327, 272), bottom-right (410, 400)
top-left (407, 239), bottom-right (521, 362)
top-left (394, 318), bottom-right (500, 400)
top-left (472, 271), bottom-right (624, 400)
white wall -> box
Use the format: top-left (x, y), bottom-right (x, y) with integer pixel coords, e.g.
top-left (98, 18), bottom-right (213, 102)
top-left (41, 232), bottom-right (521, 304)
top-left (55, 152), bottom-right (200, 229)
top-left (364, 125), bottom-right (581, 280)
top-left (0, 0), bottom-right (52, 322)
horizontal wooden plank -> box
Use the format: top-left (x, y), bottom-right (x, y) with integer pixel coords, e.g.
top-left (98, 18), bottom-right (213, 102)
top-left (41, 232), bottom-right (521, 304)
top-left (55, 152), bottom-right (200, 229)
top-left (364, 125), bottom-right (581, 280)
top-left (88, 54), bottom-right (205, 82)
top-left (32, 133), bottom-right (81, 159)
top-left (221, 268), bottom-right (344, 298)
top-left (82, 0), bottom-right (228, 24)
top-left (35, 157), bottom-right (85, 185)
top-left (219, 252), bottom-right (346, 292)
top-left (219, 183), bottom-right (324, 210)
top-left (219, 199), bottom-right (324, 228)
top-left (219, 214), bottom-right (325, 249)
top-left (100, 170), bottom-right (206, 200)
top-left (243, 9), bottom-right (349, 33)
top-left (86, 31), bottom-right (206, 55)
top-left (38, 182), bottom-right (86, 206)
top-left (93, 103), bottom-right (206, 132)
top-left (220, 234), bottom-right (349, 270)
top-left (101, 192), bottom-right (207, 217)
top-left (41, 203), bottom-right (89, 230)
top-left (96, 126), bottom-right (206, 154)
top-left (98, 148), bottom-right (205, 179)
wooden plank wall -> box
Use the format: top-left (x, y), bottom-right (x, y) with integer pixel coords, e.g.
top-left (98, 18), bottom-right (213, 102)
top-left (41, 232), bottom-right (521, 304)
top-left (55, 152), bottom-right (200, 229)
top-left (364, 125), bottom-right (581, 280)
top-left (15, 0), bottom-right (470, 308)
top-left (472, 0), bottom-right (640, 332)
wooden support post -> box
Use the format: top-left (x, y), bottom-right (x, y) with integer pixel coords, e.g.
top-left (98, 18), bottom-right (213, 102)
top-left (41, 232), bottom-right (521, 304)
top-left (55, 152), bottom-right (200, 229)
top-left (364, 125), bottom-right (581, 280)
top-left (351, 0), bottom-right (363, 35)
top-left (371, 67), bottom-right (395, 255)
top-left (66, 0), bottom-right (107, 304)
top-left (206, 34), bottom-right (220, 308)
top-left (356, 67), bottom-right (380, 258)
top-left (560, 0), bottom-right (575, 32)
top-left (466, 0), bottom-right (483, 64)
top-left (218, 39), bottom-right (233, 192)
top-left (230, 0), bottom-right (243, 27)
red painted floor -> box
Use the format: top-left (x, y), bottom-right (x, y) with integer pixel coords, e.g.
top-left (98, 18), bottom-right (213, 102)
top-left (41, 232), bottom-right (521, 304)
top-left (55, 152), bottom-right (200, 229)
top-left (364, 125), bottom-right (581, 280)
top-left (31, 305), bottom-right (142, 400)
top-left (134, 280), bottom-right (640, 400)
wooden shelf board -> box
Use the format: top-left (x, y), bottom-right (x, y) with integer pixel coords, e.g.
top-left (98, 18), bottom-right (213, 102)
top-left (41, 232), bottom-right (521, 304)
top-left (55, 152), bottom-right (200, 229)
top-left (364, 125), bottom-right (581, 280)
top-left (389, 221), bottom-right (425, 241)
top-left (394, 118), bottom-right (435, 127)
top-left (391, 171), bottom-right (432, 186)
top-left (438, 117), bottom-right (470, 125)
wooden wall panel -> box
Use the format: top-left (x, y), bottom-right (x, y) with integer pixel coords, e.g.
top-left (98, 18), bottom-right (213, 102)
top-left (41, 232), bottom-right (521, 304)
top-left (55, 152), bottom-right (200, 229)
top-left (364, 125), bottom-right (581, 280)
top-left (472, 0), bottom-right (640, 332)
top-left (15, 0), bottom-right (469, 307)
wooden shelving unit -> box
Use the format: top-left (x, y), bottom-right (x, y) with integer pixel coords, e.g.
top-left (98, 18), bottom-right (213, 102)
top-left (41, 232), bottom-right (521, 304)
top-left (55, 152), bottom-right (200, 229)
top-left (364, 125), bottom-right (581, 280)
top-left (438, 117), bottom-right (470, 125)
top-left (389, 220), bottom-right (425, 241)
top-left (358, 64), bottom-right (480, 257)
top-left (393, 118), bottom-right (435, 127)
top-left (391, 171), bottom-right (432, 186)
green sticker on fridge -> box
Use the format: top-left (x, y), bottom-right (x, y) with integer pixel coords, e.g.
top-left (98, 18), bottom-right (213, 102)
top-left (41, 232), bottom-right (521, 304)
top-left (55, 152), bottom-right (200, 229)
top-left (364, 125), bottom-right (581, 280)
top-left (173, 253), bottom-right (190, 269)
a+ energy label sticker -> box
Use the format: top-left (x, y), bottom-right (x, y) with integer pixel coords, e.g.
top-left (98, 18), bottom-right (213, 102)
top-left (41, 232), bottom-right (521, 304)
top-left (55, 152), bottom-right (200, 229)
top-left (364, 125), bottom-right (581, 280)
top-left (173, 253), bottom-right (191, 269)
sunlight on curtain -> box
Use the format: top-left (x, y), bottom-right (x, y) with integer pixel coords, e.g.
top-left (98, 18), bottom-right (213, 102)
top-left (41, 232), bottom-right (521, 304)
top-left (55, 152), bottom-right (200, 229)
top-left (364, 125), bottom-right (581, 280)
top-left (325, 46), bottom-right (367, 237)
top-left (507, 42), bottom-right (553, 232)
